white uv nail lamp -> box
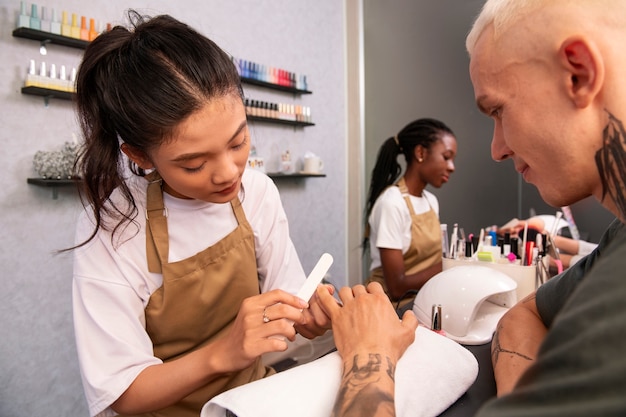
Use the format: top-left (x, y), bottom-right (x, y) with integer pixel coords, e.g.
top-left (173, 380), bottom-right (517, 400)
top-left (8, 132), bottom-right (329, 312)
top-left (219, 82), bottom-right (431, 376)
top-left (412, 265), bottom-right (518, 345)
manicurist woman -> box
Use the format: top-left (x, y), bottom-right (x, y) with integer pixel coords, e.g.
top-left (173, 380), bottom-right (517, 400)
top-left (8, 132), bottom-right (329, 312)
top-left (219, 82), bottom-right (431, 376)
top-left (365, 118), bottom-right (457, 310)
top-left (70, 11), bottom-right (329, 417)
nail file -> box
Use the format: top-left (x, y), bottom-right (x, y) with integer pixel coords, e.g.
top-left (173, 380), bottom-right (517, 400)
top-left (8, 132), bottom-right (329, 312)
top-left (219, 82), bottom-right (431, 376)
top-left (271, 253), bottom-right (333, 337)
top-left (297, 253), bottom-right (334, 301)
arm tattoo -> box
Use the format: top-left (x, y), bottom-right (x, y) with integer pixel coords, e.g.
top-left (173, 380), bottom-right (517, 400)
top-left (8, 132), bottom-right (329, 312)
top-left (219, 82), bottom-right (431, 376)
top-left (386, 357), bottom-right (396, 381)
top-left (332, 354), bottom-right (396, 417)
top-left (491, 322), bottom-right (533, 365)
top-left (347, 353), bottom-right (383, 382)
top-left (597, 111), bottom-right (626, 217)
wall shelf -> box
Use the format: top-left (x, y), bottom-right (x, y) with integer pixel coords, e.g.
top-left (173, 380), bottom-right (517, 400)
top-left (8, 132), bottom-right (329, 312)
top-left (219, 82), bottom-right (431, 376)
top-left (247, 115), bottom-right (314, 127)
top-left (27, 177), bottom-right (80, 199)
top-left (27, 174), bottom-right (324, 198)
top-left (22, 86), bottom-right (74, 101)
top-left (240, 76), bottom-right (311, 95)
top-left (267, 172), bottom-right (325, 179)
top-left (12, 27), bottom-right (89, 49)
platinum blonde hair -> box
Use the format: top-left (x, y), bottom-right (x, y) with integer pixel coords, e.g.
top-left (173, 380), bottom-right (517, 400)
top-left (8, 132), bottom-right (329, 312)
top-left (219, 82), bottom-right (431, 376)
top-left (465, 0), bottom-right (624, 56)
top-left (466, 0), bottom-right (544, 56)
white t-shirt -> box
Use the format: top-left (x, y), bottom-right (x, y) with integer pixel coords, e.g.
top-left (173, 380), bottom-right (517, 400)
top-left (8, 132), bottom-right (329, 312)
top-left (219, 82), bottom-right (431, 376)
top-left (72, 169), bottom-right (305, 417)
top-left (368, 186), bottom-right (439, 271)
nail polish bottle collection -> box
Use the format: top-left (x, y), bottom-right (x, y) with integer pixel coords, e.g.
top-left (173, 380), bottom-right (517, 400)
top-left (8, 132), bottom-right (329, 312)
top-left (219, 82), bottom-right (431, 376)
top-left (245, 99), bottom-right (312, 124)
top-left (15, 2), bottom-right (113, 94)
top-left (233, 57), bottom-right (312, 125)
top-left (24, 59), bottom-right (76, 93)
top-left (16, 2), bottom-right (314, 129)
top-left (233, 57), bottom-right (309, 92)
top-left (16, 1), bottom-right (110, 42)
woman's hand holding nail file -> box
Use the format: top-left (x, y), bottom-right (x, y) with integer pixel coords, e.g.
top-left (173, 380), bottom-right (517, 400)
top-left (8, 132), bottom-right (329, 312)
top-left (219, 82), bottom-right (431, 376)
top-left (287, 253), bottom-right (334, 326)
top-left (268, 253), bottom-right (333, 340)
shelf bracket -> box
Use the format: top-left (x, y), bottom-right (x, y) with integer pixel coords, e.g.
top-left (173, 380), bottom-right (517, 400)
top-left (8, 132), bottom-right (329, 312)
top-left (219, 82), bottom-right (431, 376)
top-left (39, 39), bottom-right (50, 56)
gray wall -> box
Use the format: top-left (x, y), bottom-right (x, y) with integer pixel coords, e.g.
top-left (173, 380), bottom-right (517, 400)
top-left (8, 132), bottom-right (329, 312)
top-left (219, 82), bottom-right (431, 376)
top-left (0, 1), bottom-right (347, 415)
top-left (362, 0), bottom-right (614, 264)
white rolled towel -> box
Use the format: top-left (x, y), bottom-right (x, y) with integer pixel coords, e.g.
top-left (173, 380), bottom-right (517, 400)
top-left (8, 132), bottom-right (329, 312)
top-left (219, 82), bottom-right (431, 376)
top-left (202, 326), bottom-right (478, 417)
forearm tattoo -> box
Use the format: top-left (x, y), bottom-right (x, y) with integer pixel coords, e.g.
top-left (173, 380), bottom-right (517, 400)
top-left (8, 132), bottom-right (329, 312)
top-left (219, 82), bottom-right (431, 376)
top-left (597, 111), bottom-right (626, 217)
top-left (333, 354), bottom-right (396, 417)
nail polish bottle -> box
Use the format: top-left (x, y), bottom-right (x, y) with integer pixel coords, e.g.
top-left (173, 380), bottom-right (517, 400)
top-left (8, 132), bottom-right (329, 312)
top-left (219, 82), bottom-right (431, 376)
top-left (431, 304), bottom-right (446, 336)
top-left (40, 6), bottom-right (50, 32)
top-left (69, 67), bottom-right (77, 92)
top-left (252, 62), bottom-right (258, 80)
top-left (39, 61), bottom-right (48, 88)
top-left (269, 67), bottom-right (276, 84)
top-left (289, 104), bottom-right (296, 121)
top-left (25, 59), bottom-right (37, 87)
top-left (50, 9), bottom-right (61, 35)
top-left (70, 13), bottom-right (80, 39)
top-left (61, 11), bottom-right (71, 37)
top-left (510, 237), bottom-right (519, 259)
top-left (59, 65), bottom-right (68, 92)
top-left (30, 4), bottom-right (41, 30)
top-left (277, 69), bottom-right (284, 86)
top-left (88, 18), bottom-right (98, 40)
top-left (49, 63), bottom-right (58, 90)
top-left (18, 1), bottom-right (30, 29)
top-left (80, 16), bottom-right (89, 40)
top-left (465, 240), bottom-right (473, 259)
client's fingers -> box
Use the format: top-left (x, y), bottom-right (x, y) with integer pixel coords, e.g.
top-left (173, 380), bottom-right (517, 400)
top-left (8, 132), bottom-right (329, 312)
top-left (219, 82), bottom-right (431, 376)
top-left (365, 281), bottom-right (385, 294)
top-left (401, 309), bottom-right (419, 330)
top-left (315, 284), bottom-right (341, 316)
top-left (337, 285), bottom-right (357, 301)
top-left (350, 284), bottom-right (368, 296)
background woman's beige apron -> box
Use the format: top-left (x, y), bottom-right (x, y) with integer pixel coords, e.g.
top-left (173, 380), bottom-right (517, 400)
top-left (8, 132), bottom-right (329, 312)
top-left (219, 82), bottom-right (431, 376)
top-left (368, 178), bottom-right (442, 308)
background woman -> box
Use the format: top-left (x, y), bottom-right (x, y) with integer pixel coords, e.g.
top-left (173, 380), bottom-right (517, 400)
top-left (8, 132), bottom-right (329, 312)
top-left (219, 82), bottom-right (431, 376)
top-left (364, 118), bottom-right (457, 310)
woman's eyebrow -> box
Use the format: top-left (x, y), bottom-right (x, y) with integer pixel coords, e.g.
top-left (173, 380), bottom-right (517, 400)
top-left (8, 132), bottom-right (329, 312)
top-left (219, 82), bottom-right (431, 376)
top-left (169, 120), bottom-right (247, 162)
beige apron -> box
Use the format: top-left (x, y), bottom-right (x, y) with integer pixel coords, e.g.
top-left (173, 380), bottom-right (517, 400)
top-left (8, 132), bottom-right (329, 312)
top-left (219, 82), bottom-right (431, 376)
top-left (368, 178), bottom-right (442, 308)
top-left (125, 172), bottom-right (272, 417)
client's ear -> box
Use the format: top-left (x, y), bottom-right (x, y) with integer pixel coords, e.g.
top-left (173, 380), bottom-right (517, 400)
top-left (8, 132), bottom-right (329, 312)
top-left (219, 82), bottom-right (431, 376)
top-left (559, 36), bottom-right (604, 108)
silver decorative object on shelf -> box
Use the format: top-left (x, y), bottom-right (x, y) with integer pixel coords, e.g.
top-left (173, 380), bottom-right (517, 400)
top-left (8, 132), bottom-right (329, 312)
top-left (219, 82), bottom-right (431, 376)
top-left (33, 141), bottom-right (78, 179)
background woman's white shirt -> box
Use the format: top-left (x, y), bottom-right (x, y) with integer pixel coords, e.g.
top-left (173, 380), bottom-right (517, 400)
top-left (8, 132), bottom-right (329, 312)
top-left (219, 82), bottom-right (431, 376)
top-left (368, 186), bottom-right (439, 271)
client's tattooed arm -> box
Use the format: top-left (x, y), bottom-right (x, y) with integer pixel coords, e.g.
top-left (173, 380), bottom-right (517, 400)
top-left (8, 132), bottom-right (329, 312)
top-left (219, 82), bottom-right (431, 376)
top-left (332, 353), bottom-right (396, 417)
top-left (491, 293), bottom-right (547, 396)
top-left (315, 282), bottom-right (418, 417)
